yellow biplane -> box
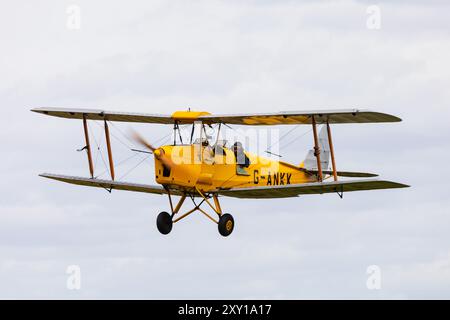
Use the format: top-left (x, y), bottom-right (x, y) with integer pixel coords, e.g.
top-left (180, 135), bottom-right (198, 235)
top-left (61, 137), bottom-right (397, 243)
top-left (32, 107), bottom-right (409, 237)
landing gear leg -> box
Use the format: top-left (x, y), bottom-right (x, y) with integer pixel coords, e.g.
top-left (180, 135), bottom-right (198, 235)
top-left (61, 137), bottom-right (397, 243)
top-left (156, 191), bottom-right (186, 235)
top-left (159, 188), bottom-right (235, 237)
top-left (197, 189), bottom-right (235, 237)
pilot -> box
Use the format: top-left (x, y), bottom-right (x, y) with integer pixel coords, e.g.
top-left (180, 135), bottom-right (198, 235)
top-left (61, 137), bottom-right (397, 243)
top-left (232, 141), bottom-right (250, 175)
top-left (202, 137), bottom-right (215, 164)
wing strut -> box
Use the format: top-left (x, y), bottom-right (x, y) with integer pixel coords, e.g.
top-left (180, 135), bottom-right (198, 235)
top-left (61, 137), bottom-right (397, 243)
top-left (82, 114), bottom-right (94, 178)
top-left (326, 121), bottom-right (338, 181)
top-left (82, 116), bottom-right (116, 180)
top-left (104, 120), bottom-right (115, 180)
top-left (311, 116), bottom-right (323, 181)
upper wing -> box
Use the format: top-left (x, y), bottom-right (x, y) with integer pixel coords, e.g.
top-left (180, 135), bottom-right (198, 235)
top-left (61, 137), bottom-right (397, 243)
top-left (31, 107), bottom-right (173, 124)
top-left (218, 179), bottom-right (409, 199)
top-left (39, 173), bottom-right (182, 195)
top-left (32, 107), bottom-right (401, 125)
top-left (199, 109), bottom-right (401, 125)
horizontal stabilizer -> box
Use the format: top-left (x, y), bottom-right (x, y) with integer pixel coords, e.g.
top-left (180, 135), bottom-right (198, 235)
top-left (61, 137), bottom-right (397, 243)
top-left (301, 169), bottom-right (379, 178)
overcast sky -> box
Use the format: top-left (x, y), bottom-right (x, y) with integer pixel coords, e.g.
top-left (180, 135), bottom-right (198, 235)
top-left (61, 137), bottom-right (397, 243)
top-left (1, 0), bottom-right (450, 299)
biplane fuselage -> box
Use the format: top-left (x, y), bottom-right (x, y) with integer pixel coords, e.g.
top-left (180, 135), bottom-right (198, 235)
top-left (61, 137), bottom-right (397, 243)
top-left (154, 145), bottom-right (313, 193)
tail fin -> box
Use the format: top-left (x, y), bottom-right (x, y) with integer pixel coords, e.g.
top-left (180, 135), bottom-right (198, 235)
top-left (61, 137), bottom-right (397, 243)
top-left (301, 125), bottom-right (330, 170)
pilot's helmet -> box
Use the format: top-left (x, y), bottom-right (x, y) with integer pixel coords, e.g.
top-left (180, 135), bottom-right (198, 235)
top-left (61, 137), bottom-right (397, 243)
top-left (232, 141), bottom-right (243, 150)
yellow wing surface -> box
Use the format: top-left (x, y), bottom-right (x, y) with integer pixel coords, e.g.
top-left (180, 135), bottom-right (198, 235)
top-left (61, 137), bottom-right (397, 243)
top-left (31, 107), bottom-right (401, 125)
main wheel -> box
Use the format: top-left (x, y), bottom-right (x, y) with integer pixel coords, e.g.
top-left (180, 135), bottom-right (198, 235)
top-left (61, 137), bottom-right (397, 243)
top-left (157, 211), bottom-right (173, 235)
top-left (218, 213), bottom-right (234, 237)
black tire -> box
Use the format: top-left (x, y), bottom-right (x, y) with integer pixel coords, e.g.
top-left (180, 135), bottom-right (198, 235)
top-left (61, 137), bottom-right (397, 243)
top-left (218, 213), bottom-right (234, 237)
top-left (157, 211), bottom-right (172, 235)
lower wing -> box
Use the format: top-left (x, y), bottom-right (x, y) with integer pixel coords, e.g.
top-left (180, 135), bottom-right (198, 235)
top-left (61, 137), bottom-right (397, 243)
top-left (39, 173), bottom-right (177, 195)
top-left (40, 174), bottom-right (409, 199)
top-left (217, 179), bottom-right (409, 199)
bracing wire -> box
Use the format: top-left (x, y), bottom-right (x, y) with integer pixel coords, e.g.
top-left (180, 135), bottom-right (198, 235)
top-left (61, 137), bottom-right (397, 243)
top-left (87, 122), bottom-right (101, 170)
top-left (108, 121), bottom-right (138, 148)
top-left (222, 123), bottom-right (247, 141)
top-left (279, 128), bottom-right (312, 150)
top-left (266, 125), bottom-right (302, 152)
top-left (118, 154), bottom-right (151, 180)
top-left (152, 131), bottom-right (173, 146)
top-left (94, 121), bottom-right (132, 150)
top-left (95, 152), bottom-right (140, 179)
top-left (224, 123), bottom-right (312, 157)
top-left (88, 121), bottom-right (109, 174)
top-left (90, 121), bottom-right (172, 180)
